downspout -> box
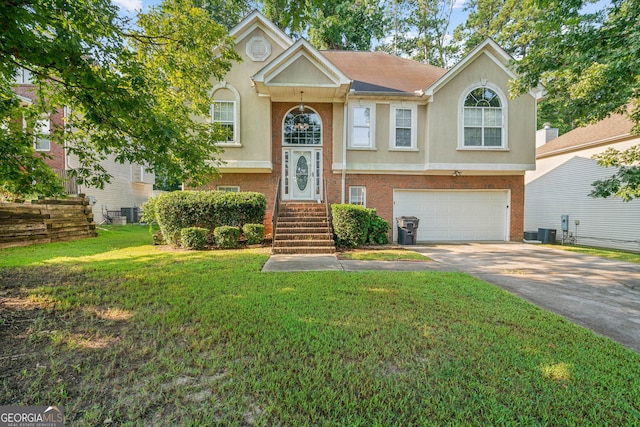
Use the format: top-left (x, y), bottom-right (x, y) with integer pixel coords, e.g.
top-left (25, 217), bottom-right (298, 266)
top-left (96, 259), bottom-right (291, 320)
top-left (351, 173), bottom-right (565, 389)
top-left (342, 92), bottom-right (350, 204)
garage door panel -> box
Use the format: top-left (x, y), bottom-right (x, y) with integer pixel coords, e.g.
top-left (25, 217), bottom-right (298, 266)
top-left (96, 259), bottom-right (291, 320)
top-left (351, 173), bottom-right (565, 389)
top-left (393, 190), bottom-right (508, 242)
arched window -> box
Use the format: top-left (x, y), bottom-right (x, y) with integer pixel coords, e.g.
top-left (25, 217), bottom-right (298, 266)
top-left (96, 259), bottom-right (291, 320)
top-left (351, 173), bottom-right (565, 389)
top-left (462, 87), bottom-right (504, 148)
top-left (211, 83), bottom-right (240, 145)
top-left (283, 109), bottom-right (321, 145)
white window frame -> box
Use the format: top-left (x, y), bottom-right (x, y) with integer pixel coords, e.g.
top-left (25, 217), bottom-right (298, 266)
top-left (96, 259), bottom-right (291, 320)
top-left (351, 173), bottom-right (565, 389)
top-left (390, 104), bottom-right (417, 150)
top-left (282, 107), bottom-right (322, 146)
top-left (217, 186), bottom-right (240, 192)
top-left (349, 186), bottom-right (366, 206)
top-left (14, 68), bottom-right (32, 84)
top-left (211, 83), bottom-right (241, 146)
top-left (348, 103), bottom-right (376, 149)
top-left (34, 118), bottom-right (50, 151)
top-left (458, 83), bottom-right (508, 150)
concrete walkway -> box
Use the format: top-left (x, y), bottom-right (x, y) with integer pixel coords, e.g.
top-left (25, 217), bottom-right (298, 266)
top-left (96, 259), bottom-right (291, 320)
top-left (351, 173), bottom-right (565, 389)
top-left (262, 244), bottom-right (640, 354)
top-left (261, 254), bottom-right (448, 272)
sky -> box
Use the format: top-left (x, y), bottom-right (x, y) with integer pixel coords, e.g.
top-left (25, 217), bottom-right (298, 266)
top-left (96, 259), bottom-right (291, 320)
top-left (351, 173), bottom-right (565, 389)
top-left (112, 0), bottom-right (469, 33)
top-left (111, 0), bottom-right (609, 38)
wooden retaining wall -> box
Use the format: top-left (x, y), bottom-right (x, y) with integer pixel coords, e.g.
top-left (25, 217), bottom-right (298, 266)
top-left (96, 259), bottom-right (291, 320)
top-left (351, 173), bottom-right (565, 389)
top-left (0, 197), bottom-right (97, 249)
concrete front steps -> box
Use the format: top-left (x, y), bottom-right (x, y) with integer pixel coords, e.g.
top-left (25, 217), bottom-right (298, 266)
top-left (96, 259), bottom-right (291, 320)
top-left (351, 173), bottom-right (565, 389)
top-left (272, 202), bottom-right (335, 254)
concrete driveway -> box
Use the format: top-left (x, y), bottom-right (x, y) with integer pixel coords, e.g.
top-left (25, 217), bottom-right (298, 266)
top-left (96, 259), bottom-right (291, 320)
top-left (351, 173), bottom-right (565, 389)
top-left (412, 243), bottom-right (640, 354)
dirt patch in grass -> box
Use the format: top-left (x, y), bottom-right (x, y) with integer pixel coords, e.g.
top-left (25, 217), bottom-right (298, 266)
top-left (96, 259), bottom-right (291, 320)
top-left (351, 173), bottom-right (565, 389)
top-left (337, 246), bottom-right (432, 261)
top-left (0, 267), bottom-right (133, 407)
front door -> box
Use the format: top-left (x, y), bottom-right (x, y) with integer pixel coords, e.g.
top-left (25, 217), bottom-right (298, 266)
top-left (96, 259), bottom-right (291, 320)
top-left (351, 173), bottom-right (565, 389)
top-left (283, 148), bottom-right (322, 200)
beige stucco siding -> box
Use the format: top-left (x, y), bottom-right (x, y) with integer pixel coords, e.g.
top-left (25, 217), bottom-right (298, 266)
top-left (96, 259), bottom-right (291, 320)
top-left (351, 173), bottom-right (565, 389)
top-left (213, 27), bottom-right (286, 169)
top-left (427, 53), bottom-right (536, 169)
top-left (341, 101), bottom-right (429, 171)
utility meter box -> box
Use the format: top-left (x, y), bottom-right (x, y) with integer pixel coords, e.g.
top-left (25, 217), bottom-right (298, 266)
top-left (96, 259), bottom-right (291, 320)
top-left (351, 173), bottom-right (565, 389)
top-left (561, 214), bottom-right (569, 232)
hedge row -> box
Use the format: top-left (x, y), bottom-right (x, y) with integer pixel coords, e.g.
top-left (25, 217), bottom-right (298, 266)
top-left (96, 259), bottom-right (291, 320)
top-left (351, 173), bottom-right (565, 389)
top-left (331, 204), bottom-right (389, 247)
top-left (142, 191), bottom-right (266, 246)
top-left (158, 223), bottom-right (266, 250)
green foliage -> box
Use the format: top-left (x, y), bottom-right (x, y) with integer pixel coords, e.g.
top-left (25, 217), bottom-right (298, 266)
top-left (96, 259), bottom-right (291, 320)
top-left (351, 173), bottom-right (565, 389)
top-left (378, 0), bottom-right (457, 67)
top-left (139, 196), bottom-right (158, 225)
top-left (1, 0), bottom-right (240, 198)
top-left (453, 0), bottom-right (542, 60)
top-left (151, 191), bottom-right (266, 245)
top-left (308, 0), bottom-right (386, 50)
top-left (214, 225), bottom-right (240, 249)
top-left (262, 0), bottom-right (386, 50)
top-left (152, 230), bottom-right (165, 245)
top-left (332, 204), bottom-right (372, 247)
top-left (511, 0), bottom-right (639, 133)
top-left (590, 145), bottom-right (640, 201)
top-left (242, 223), bottom-right (265, 245)
top-left (367, 212), bottom-right (390, 245)
top-left (180, 227), bottom-right (210, 250)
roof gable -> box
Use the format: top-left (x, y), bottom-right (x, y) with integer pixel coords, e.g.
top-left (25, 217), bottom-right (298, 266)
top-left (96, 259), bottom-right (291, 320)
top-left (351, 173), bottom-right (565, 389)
top-left (251, 38), bottom-right (351, 99)
top-left (230, 10), bottom-right (292, 51)
top-left (425, 39), bottom-right (541, 100)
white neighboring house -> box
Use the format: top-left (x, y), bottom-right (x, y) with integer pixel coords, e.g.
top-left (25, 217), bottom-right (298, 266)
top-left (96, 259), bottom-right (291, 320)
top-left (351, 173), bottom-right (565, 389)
top-left (525, 114), bottom-right (640, 252)
top-left (13, 70), bottom-right (155, 223)
top-left (66, 153), bottom-right (155, 224)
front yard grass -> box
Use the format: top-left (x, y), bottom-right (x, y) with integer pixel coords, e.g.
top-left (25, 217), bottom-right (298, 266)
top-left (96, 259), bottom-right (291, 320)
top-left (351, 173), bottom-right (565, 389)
top-left (1, 225), bottom-right (639, 425)
top-left (338, 247), bottom-right (432, 261)
top-left (549, 244), bottom-right (640, 264)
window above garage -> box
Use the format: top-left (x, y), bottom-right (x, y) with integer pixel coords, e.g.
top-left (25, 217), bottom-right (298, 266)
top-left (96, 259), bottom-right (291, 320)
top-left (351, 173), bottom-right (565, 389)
top-left (458, 85), bottom-right (508, 151)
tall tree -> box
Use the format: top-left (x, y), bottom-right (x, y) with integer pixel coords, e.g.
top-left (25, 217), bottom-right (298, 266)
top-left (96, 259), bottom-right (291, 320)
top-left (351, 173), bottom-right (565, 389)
top-left (380, 0), bottom-right (457, 67)
top-left (308, 0), bottom-right (386, 50)
top-left (0, 0), bottom-right (239, 198)
top-left (510, 0), bottom-right (640, 200)
top-left (260, 0), bottom-right (386, 50)
top-left (193, 0), bottom-right (258, 30)
top-left (453, 0), bottom-right (542, 59)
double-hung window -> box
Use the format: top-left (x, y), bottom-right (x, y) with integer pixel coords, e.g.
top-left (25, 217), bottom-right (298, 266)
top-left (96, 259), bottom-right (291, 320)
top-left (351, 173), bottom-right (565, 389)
top-left (212, 101), bottom-right (236, 144)
top-left (350, 104), bottom-right (375, 148)
top-left (390, 105), bottom-right (417, 149)
top-left (34, 118), bottom-right (50, 151)
top-left (462, 87), bottom-right (504, 148)
top-left (349, 186), bottom-right (366, 206)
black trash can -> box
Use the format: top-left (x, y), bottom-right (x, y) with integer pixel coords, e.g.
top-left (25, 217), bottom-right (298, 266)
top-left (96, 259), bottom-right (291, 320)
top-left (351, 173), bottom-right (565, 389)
top-left (397, 216), bottom-right (420, 245)
top-left (524, 231), bottom-right (538, 240)
top-left (121, 207), bottom-right (138, 224)
top-left (537, 228), bottom-right (556, 244)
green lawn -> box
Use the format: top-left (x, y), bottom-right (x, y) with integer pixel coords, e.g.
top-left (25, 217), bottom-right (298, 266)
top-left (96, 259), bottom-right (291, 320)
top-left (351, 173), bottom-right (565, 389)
top-left (338, 248), bottom-right (432, 261)
top-left (1, 225), bottom-right (639, 426)
top-left (549, 244), bottom-right (640, 264)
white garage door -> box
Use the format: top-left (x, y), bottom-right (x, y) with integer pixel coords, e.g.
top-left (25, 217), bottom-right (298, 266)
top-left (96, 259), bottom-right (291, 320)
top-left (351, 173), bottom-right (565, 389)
top-left (393, 190), bottom-right (509, 242)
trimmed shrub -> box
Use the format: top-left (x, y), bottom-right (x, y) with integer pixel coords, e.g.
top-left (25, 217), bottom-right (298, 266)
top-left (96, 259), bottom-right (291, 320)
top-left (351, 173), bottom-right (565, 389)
top-left (243, 223), bottom-right (265, 245)
top-left (180, 227), bottom-right (210, 250)
top-left (367, 211), bottom-right (390, 244)
top-left (150, 191), bottom-right (266, 245)
top-left (331, 204), bottom-right (370, 247)
top-left (214, 226), bottom-right (241, 249)
top-left (152, 230), bottom-right (165, 245)
top-left (139, 196), bottom-right (158, 225)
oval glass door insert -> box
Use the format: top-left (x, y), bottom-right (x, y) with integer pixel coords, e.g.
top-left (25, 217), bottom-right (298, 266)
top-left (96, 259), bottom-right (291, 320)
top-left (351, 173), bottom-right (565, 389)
top-left (296, 155), bottom-right (309, 191)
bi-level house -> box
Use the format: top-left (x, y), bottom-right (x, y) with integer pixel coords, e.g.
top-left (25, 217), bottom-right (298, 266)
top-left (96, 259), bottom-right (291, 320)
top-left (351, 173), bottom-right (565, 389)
top-left (199, 11), bottom-right (538, 245)
top-left (13, 69), bottom-right (155, 224)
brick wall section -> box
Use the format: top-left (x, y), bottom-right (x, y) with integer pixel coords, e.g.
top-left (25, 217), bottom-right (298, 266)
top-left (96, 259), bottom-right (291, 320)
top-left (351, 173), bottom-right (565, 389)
top-left (344, 174), bottom-right (525, 242)
top-left (199, 102), bottom-right (336, 235)
top-left (14, 84), bottom-right (65, 171)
